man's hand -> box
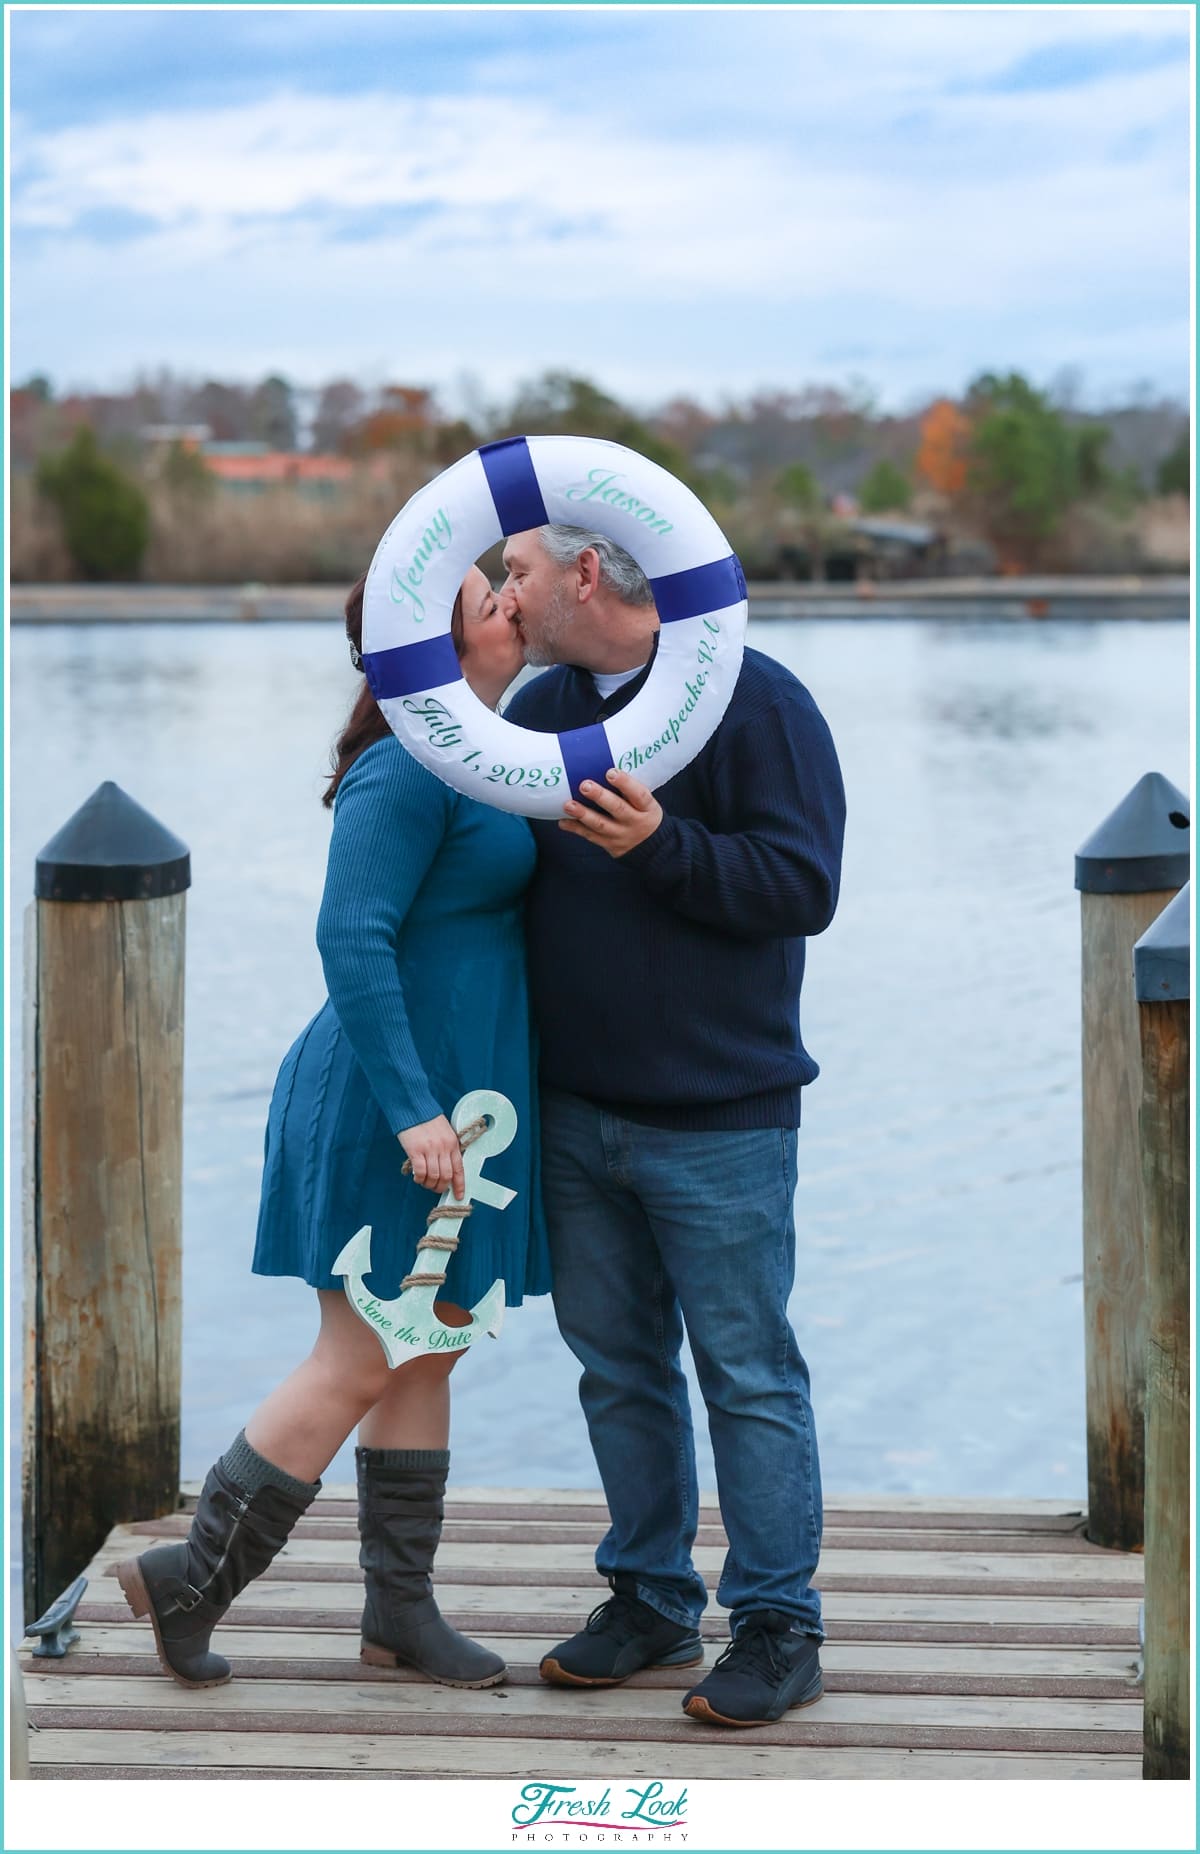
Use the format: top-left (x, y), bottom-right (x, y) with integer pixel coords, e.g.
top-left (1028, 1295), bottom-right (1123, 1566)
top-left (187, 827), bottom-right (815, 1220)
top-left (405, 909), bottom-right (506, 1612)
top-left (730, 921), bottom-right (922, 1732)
top-left (559, 768), bottom-right (663, 858)
top-left (398, 1115), bottom-right (466, 1199)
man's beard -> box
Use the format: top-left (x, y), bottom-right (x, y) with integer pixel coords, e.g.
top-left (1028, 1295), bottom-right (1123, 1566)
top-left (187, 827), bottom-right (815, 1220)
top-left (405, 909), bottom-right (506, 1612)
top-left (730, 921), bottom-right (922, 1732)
top-left (521, 580), bottom-right (576, 667)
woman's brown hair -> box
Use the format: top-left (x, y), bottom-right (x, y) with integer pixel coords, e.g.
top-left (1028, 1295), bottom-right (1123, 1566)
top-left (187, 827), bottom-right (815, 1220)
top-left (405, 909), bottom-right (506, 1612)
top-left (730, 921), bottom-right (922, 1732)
top-left (323, 574), bottom-right (465, 807)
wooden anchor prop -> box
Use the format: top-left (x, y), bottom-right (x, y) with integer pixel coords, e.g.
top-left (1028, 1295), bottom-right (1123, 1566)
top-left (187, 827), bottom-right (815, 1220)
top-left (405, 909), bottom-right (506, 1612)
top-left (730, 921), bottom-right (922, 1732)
top-left (331, 1089), bottom-right (516, 1367)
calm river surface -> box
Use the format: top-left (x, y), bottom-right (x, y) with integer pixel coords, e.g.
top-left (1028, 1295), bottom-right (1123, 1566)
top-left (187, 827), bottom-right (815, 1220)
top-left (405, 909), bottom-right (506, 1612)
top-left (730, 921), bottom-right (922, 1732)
top-left (8, 614), bottom-right (1190, 1511)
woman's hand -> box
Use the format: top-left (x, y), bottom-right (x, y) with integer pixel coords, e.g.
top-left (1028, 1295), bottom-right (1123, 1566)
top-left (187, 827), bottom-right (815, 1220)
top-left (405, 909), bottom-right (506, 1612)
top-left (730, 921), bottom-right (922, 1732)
top-left (398, 1115), bottom-right (466, 1199)
top-left (559, 769), bottom-right (663, 858)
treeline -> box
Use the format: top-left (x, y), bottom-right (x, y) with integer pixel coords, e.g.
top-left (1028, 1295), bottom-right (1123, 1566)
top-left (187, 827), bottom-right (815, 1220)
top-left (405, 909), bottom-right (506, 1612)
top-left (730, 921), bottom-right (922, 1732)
top-left (10, 368), bottom-right (1190, 583)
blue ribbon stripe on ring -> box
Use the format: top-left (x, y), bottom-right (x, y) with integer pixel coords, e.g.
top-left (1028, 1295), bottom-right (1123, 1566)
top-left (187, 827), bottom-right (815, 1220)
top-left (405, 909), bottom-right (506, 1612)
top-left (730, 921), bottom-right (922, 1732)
top-left (479, 437), bottom-right (550, 535)
top-left (650, 554), bottom-right (746, 624)
top-left (559, 722), bottom-right (615, 801)
top-left (363, 632), bottom-right (463, 701)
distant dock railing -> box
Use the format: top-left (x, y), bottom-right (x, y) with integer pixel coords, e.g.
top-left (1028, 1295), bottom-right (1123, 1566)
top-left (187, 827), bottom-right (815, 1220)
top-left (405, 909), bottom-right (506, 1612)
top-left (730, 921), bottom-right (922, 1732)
top-left (9, 576), bottom-right (1191, 625)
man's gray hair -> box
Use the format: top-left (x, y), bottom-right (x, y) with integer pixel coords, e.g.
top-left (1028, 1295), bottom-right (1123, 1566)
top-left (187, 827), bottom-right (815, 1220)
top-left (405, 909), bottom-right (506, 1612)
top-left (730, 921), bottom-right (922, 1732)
top-left (539, 525), bottom-right (655, 607)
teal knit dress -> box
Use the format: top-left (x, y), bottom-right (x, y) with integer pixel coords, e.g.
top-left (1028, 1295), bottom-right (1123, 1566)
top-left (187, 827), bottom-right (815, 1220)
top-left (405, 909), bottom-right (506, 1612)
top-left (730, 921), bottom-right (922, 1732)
top-left (252, 735), bottom-right (551, 1309)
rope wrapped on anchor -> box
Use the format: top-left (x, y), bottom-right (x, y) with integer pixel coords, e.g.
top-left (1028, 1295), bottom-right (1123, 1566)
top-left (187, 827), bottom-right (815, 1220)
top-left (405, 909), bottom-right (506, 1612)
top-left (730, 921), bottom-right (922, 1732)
top-left (330, 1088), bottom-right (513, 1367)
top-left (399, 1115), bottom-right (488, 1291)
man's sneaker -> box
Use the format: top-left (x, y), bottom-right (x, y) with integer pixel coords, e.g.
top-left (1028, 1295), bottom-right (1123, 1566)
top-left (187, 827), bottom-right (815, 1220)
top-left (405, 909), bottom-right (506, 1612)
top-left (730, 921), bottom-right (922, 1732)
top-left (682, 1609), bottom-right (822, 1725)
top-left (540, 1576), bottom-right (704, 1687)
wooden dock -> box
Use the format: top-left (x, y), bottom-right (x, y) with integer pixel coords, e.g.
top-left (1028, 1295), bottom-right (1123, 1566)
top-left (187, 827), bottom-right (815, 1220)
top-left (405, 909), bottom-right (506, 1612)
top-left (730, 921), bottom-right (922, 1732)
top-left (20, 1487), bottom-right (1144, 1780)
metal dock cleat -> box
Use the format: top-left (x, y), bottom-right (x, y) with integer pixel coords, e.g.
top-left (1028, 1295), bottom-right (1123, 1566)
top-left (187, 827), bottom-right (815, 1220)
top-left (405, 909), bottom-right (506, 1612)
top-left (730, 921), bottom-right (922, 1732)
top-left (25, 1573), bottom-right (88, 1658)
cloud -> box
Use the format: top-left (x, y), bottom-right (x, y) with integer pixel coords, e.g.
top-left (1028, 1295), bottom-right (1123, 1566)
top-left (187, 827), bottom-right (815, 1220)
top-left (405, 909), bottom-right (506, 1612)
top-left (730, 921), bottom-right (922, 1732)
top-left (228, 200), bottom-right (447, 246)
top-left (954, 30), bottom-right (1189, 94)
top-left (8, 9), bottom-right (1191, 406)
top-left (12, 75), bottom-right (1186, 302)
top-left (7, 8), bottom-right (635, 130)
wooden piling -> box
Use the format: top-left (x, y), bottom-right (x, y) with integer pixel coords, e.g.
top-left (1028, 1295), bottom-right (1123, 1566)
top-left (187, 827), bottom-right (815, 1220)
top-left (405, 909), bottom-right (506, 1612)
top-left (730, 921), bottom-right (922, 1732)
top-left (1134, 886), bottom-right (1190, 1781)
top-left (1075, 773), bottom-right (1189, 1551)
top-left (23, 783), bottom-right (191, 1625)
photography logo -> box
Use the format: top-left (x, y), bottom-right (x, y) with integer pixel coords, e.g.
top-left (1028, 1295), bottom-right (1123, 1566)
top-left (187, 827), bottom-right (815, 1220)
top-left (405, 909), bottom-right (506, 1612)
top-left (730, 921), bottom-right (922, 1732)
top-left (510, 1781), bottom-right (689, 1843)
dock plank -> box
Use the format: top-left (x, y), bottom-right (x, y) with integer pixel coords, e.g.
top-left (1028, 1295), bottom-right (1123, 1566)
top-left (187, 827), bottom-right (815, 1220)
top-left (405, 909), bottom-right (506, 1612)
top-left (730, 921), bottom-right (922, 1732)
top-left (138, 1516), bottom-right (1104, 1553)
top-left (26, 1729), bottom-right (1140, 1779)
top-left (24, 1672), bottom-right (1143, 1733)
top-left (32, 1626), bottom-right (1139, 1678)
top-left (177, 1485), bottom-right (1088, 1515)
top-left (98, 1526), bottom-right (1139, 1574)
top-left (33, 1630), bottom-right (1139, 1701)
top-left (75, 1576), bottom-right (1144, 1627)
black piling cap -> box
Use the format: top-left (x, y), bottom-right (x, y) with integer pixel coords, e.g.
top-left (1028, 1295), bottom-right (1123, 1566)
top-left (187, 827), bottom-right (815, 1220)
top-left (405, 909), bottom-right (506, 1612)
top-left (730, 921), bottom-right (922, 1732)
top-left (35, 781), bottom-right (191, 902)
top-left (1075, 772), bottom-right (1190, 894)
top-left (1134, 882), bottom-right (1190, 1003)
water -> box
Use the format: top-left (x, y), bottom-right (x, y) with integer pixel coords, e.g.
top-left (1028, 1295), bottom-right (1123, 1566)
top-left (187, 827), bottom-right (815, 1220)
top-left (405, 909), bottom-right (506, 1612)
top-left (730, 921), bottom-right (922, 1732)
top-left (8, 615), bottom-right (1189, 1520)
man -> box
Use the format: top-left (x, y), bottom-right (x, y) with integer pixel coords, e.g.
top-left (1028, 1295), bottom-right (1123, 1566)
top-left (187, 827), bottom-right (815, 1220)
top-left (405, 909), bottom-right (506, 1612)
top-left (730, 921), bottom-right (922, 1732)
top-left (502, 523), bottom-right (845, 1728)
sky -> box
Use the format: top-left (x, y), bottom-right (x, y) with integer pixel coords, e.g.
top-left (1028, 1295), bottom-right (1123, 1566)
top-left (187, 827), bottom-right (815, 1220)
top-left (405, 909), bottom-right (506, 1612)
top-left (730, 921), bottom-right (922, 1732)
top-left (7, 4), bottom-right (1194, 415)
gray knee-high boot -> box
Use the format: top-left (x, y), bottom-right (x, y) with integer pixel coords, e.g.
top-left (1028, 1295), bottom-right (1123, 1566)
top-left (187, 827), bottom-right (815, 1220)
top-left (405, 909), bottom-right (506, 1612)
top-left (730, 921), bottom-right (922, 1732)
top-left (116, 1432), bottom-right (320, 1688)
top-left (357, 1446), bottom-right (506, 1688)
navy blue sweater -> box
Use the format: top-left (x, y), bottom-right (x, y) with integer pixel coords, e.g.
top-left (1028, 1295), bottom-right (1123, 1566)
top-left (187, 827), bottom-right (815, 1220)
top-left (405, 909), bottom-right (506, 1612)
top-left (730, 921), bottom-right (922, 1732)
top-left (506, 645), bottom-right (846, 1130)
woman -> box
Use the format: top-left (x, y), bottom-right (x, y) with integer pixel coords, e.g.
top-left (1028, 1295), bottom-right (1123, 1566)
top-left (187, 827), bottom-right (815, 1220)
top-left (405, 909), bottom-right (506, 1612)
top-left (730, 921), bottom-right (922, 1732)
top-left (117, 566), bottom-right (548, 1691)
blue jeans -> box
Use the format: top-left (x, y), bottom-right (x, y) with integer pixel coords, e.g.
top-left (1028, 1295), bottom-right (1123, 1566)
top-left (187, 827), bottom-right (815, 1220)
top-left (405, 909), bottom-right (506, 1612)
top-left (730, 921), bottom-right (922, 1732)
top-left (540, 1088), bottom-right (823, 1639)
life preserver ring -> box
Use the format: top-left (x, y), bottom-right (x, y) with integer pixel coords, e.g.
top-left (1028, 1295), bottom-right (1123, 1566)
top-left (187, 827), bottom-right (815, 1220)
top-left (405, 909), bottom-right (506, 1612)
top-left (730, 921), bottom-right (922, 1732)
top-left (361, 435), bottom-right (747, 818)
